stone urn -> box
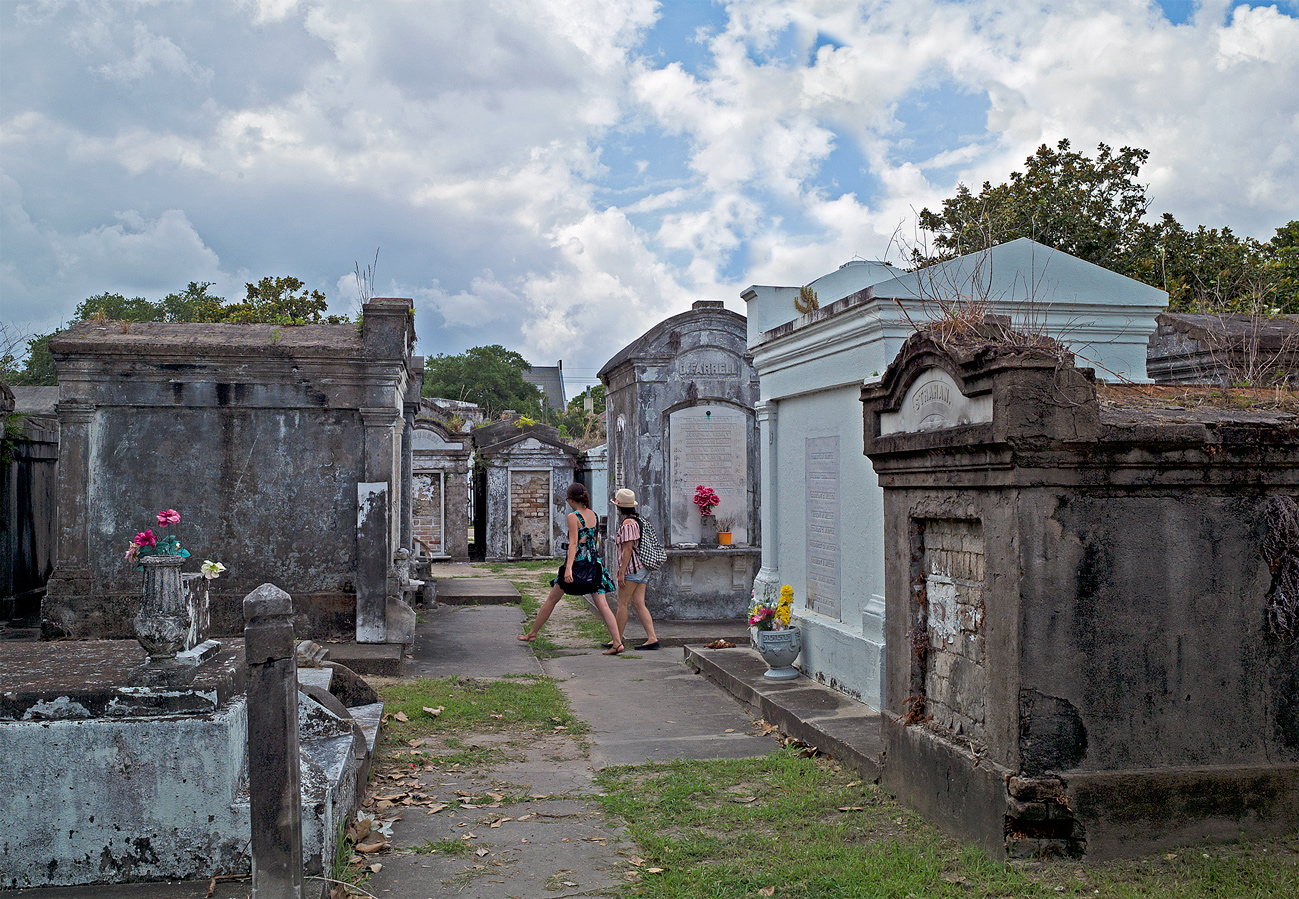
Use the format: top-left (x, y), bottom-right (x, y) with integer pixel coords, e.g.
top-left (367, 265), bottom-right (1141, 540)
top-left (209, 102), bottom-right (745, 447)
top-left (135, 554), bottom-right (189, 662)
top-left (751, 625), bottom-right (801, 680)
top-left (700, 513), bottom-right (718, 546)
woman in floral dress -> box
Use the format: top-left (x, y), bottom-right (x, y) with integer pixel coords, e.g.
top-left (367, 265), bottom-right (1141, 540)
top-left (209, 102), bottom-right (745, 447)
top-left (518, 482), bottom-right (625, 654)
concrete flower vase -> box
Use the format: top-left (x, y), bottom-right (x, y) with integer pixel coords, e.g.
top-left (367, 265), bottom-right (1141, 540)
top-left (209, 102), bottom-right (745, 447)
top-left (751, 625), bottom-right (801, 680)
top-left (135, 554), bottom-right (188, 662)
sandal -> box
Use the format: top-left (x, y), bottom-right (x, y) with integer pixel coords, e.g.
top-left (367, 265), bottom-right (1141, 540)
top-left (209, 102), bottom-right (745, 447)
top-left (518, 634), bottom-right (537, 643)
top-left (636, 641), bottom-right (661, 651)
top-left (602, 643), bottom-right (625, 655)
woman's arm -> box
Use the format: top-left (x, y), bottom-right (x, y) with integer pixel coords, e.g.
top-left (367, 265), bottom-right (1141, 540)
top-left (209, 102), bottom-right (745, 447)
top-left (563, 511), bottom-right (580, 579)
top-left (617, 540), bottom-right (632, 586)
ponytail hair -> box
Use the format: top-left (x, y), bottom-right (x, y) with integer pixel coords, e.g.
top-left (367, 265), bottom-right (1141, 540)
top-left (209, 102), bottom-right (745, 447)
top-left (566, 482), bottom-right (591, 507)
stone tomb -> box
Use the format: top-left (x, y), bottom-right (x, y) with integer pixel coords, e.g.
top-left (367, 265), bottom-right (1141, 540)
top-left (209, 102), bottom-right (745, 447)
top-left (471, 419), bottom-right (578, 562)
top-left (600, 300), bottom-right (760, 619)
top-left (40, 298), bottom-right (421, 646)
top-left (860, 329), bottom-right (1299, 859)
top-left (411, 410), bottom-right (471, 561)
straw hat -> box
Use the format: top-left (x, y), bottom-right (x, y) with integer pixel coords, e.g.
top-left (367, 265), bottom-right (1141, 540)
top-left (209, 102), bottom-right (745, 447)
top-left (612, 488), bottom-right (638, 508)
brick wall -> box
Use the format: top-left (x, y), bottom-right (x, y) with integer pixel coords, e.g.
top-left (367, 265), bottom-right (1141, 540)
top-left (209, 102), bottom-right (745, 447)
top-left (509, 470), bottom-right (552, 557)
top-left (412, 472), bottom-right (443, 554)
top-left (923, 518), bottom-right (987, 742)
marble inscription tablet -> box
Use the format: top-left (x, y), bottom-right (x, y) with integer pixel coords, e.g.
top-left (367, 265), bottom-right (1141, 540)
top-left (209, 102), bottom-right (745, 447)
top-left (669, 405), bottom-right (748, 545)
top-left (805, 436), bottom-right (841, 618)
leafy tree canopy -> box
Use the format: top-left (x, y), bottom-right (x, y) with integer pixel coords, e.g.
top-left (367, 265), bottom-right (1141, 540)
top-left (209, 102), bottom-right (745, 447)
top-left (422, 345), bottom-right (546, 418)
top-left (6, 276), bottom-right (345, 386)
top-left (557, 385), bottom-right (606, 447)
top-left (917, 139), bottom-right (1297, 313)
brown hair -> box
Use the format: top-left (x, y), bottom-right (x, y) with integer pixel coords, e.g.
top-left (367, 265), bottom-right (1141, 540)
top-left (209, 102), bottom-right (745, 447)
top-left (566, 482), bottom-right (591, 507)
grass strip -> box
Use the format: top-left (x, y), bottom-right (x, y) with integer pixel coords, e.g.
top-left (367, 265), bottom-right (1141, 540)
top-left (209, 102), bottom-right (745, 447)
top-left (377, 675), bottom-right (586, 745)
top-left (596, 750), bottom-right (1298, 899)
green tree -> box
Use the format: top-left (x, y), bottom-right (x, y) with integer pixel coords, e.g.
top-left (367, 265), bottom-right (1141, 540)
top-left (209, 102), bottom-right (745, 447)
top-left (422, 345), bottom-right (546, 417)
top-left (74, 282), bottom-right (229, 323)
top-left (2, 332), bottom-right (58, 386)
top-left (917, 140), bottom-right (1296, 313)
top-left (917, 139), bottom-right (1151, 270)
top-left (557, 385), bottom-right (606, 445)
top-left (221, 276), bottom-right (346, 324)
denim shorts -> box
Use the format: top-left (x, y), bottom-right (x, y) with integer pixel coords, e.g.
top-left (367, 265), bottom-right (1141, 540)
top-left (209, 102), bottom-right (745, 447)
top-left (624, 570), bottom-right (650, 584)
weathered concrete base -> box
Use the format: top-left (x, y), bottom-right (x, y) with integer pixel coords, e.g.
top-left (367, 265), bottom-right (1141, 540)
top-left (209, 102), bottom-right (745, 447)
top-left (793, 610), bottom-right (884, 710)
top-left (1065, 765), bottom-right (1299, 859)
top-left (880, 716), bottom-right (1299, 861)
top-left (881, 716), bottom-right (1013, 860)
top-left (650, 549), bottom-right (759, 619)
top-left (323, 642), bottom-right (405, 676)
top-left (686, 645), bottom-right (884, 782)
top-left (1, 641), bottom-right (381, 889)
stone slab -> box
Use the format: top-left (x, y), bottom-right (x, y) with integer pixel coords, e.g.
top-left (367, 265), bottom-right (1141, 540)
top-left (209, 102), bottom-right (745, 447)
top-left (321, 642), bottom-right (404, 676)
top-left (613, 615), bottom-right (750, 648)
top-left (405, 604), bottom-right (540, 678)
top-left (685, 645), bottom-right (885, 781)
top-left (546, 646), bottom-right (778, 769)
top-left (433, 577), bottom-right (521, 604)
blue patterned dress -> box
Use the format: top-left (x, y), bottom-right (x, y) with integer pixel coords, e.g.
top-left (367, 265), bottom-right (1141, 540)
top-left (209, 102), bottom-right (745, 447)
top-left (551, 522), bottom-right (617, 595)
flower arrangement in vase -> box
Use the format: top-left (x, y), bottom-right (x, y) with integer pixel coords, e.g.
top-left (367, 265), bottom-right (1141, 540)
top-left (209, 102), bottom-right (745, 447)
top-left (715, 515), bottom-right (736, 546)
top-left (749, 585), bottom-right (801, 680)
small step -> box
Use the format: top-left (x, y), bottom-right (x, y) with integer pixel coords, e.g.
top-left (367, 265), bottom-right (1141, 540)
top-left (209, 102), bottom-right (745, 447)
top-left (323, 642), bottom-right (405, 676)
top-left (435, 578), bottom-right (521, 605)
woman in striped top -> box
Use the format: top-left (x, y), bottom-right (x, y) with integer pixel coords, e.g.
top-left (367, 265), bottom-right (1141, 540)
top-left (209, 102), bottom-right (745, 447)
top-left (611, 488), bottom-right (661, 651)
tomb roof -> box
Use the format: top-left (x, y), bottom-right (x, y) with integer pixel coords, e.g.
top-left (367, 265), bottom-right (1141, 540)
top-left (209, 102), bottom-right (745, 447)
top-left (597, 299), bottom-right (745, 380)
top-left (48, 320), bottom-right (367, 358)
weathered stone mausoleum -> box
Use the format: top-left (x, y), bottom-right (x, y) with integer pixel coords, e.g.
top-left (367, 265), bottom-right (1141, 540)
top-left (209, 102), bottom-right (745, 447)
top-left (744, 239), bottom-right (1168, 707)
top-left (470, 418), bottom-right (578, 561)
top-left (599, 300), bottom-right (761, 618)
top-left (40, 297), bottom-right (422, 644)
top-left (861, 327), bottom-right (1299, 859)
top-left (411, 406), bottom-right (471, 561)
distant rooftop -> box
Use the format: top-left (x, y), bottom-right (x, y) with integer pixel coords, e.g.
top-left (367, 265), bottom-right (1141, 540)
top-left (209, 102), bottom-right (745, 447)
top-left (522, 362), bottom-right (565, 409)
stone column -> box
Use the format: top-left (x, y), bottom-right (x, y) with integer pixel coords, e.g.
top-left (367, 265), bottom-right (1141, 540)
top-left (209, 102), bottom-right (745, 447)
top-left (400, 410), bottom-right (414, 551)
top-left (40, 401), bottom-right (95, 637)
top-left (244, 584), bottom-right (304, 899)
top-left (753, 400), bottom-right (781, 600)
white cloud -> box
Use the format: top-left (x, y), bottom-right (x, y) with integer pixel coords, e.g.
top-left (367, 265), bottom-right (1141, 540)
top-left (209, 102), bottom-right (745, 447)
top-left (1, 0), bottom-right (1296, 381)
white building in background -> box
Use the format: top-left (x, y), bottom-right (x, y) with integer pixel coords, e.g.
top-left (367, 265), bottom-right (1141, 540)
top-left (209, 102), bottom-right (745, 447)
top-left (744, 238), bottom-right (1167, 710)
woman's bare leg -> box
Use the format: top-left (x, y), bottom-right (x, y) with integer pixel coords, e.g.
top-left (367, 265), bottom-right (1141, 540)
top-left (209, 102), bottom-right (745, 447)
top-left (590, 593), bottom-right (621, 646)
top-left (519, 584), bottom-right (565, 641)
top-left (629, 583), bottom-right (658, 644)
top-left (615, 585), bottom-right (632, 644)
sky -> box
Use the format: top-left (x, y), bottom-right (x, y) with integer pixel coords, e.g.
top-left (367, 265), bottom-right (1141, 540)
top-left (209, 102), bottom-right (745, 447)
top-left (2, 0), bottom-right (1297, 395)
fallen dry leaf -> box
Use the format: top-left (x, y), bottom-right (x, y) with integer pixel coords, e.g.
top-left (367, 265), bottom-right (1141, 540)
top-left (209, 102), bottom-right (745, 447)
top-left (705, 639), bottom-right (735, 649)
top-left (368, 862), bottom-right (382, 873)
top-left (733, 796), bottom-right (757, 803)
top-left (646, 867), bottom-right (664, 874)
top-left (422, 706), bottom-right (443, 716)
top-left (489, 817), bottom-right (513, 828)
top-left (393, 711), bottom-right (409, 722)
top-left (758, 887), bottom-right (776, 897)
top-left (354, 838), bottom-right (386, 854)
top-left (629, 857), bottom-right (645, 867)
top-left (838, 806), bottom-right (867, 812)
top-left (475, 848), bottom-right (489, 857)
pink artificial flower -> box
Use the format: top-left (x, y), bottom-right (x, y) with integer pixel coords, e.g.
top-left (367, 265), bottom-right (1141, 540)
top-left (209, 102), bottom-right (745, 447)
top-left (156, 509), bottom-right (180, 527)
top-left (124, 544), bottom-right (139, 562)
top-left (133, 528), bottom-right (157, 548)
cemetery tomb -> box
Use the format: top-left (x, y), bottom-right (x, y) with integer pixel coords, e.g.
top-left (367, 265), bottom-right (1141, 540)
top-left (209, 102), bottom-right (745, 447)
top-left (861, 327), bottom-right (1299, 859)
top-left (599, 300), bottom-right (761, 619)
top-left (744, 239), bottom-right (1168, 709)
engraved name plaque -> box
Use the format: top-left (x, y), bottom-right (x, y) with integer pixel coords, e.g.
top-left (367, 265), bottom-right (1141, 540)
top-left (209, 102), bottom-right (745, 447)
top-left (805, 436), bottom-right (841, 618)
top-left (879, 368), bottom-right (992, 435)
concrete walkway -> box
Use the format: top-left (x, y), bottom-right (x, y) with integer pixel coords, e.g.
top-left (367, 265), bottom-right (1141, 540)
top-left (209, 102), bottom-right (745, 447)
top-left (17, 569), bottom-right (885, 898)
